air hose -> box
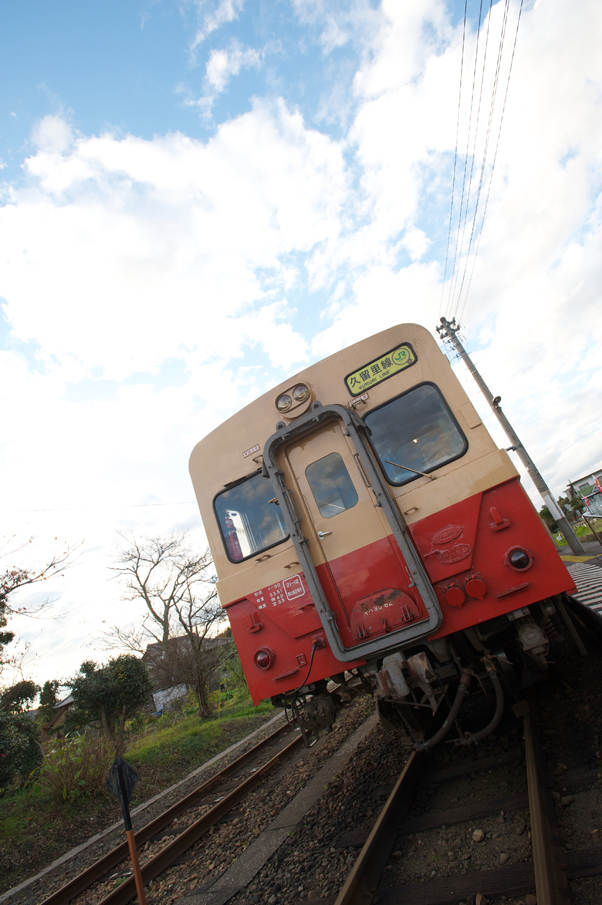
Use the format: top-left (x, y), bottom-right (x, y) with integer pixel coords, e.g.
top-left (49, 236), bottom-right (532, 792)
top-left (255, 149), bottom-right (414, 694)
top-left (413, 671), bottom-right (472, 752)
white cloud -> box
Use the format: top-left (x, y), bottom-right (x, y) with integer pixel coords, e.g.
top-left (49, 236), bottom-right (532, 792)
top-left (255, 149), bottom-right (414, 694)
top-left (401, 227), bottom-right (430, 261)
top-left (291, 0), bottom-right (381, 55)
top-left (31, 114), bottom-right (74, 154)
top-left (186, 40), bottom-right (263, 114)
top-left (0, 103), bottom-right (347, 383)
top-left (0, 99), bottom-right (348, 682)
top-left (189, 0), bottom-right (245, 56)
top-left (205, 42), bottom-right (261, 93)
top-left (311, 260), bottom-right (441, 361)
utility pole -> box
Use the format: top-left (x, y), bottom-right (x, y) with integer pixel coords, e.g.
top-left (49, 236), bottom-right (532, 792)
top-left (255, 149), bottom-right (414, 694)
top-left (437, 317), bottom-right (585, 556)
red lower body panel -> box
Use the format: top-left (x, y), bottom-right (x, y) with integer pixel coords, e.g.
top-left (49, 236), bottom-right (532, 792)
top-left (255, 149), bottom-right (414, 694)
top-left (314, 534), bottom-right (430, 648)
top-left (408, 477), bottom-right (576, 636)
top-left (224, 477), bottom-right (576, 703)
top-left (223, 573), bottom-right (365, 705)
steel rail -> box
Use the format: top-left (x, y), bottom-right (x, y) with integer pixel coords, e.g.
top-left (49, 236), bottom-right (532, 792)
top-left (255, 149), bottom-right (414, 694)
top-left (333, 751), bottom-right (425, 905)
top-left (95, 731), bottom-right (304, 905)
top-left (333, 701), bottom-right (572, 905)
top-left (523, 708), bottom-right (571, 905)
top-left (40, 721), bottom-right (294, 905)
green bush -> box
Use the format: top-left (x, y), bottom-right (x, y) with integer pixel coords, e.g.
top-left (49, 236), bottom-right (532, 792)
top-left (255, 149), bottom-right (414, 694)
top-left (128, 712), bottom-right (146, 734)
top-left (183, 688), bottom-right (200, 714)
top-left (0, 711), bottom-right (42, 790)
top-left (38, 733), bottom-right (114, 802)
top-left (0, 711), bottom-right (42, 791)
top-left (66, 656), bottom-right (153, 756)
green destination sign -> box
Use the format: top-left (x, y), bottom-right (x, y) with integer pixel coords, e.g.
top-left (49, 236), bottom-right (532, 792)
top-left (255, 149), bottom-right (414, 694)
top-left (344, 343), bottom-right (417, 396)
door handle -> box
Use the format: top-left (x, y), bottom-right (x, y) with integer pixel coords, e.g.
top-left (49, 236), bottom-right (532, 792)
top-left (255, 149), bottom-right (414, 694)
top-left (317, 531), bottom-right (332, 539)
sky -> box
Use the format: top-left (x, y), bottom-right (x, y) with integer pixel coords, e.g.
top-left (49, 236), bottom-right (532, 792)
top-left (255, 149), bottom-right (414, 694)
top-left (1, 0), bottom-right (601, 690)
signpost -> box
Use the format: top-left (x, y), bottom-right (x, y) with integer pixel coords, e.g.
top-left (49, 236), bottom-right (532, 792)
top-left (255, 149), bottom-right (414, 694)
top-left (106, 755), bottom-right (147, 905)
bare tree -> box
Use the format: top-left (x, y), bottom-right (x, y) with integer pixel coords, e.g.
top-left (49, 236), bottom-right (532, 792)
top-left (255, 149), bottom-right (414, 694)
top-left (0, 536), bottom-right (75, 683)
top-left (111, 532), bottom-right (225, 716)
top-left (172, 583), bottom-right (227, 717)
top-left (97, 621), bottom-right (148, 656)
top-left (144, 634), bottom-right (228, 716)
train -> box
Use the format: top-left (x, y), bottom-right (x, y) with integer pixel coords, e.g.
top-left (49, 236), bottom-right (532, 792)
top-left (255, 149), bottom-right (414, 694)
top-left (189, 323), bottom-right (578, 749)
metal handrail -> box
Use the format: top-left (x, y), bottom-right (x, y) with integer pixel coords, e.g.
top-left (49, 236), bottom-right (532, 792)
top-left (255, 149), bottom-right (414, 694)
top-left (582, 514), bottom-right (602, 549)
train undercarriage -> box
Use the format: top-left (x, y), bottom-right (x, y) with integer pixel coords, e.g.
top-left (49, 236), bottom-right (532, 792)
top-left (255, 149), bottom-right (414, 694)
top-left (273, 594), bottom-right (582, 749)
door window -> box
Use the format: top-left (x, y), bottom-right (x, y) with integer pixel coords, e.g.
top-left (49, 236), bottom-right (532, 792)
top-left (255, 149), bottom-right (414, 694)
top-left (305, 452), bottom-right (359, 519)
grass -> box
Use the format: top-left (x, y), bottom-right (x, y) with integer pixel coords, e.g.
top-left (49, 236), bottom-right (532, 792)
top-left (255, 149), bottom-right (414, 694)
top-left (556, 524), bottom-right (602, 548)
top-left (127, 693), bottom-right (274, 794)
top-left (0, 689), bottom-right (274, 894)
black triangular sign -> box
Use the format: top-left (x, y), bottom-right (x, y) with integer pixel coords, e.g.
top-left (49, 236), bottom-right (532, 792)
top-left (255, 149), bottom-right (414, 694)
top-left (106, 754), bottom-right (139, 805)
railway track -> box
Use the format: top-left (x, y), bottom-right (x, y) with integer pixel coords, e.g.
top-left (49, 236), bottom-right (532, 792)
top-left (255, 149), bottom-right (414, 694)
top-left (20, 696), bottom-right (377, 905)
top-left (327, 630), bottom-right (602, 905)
top-left (183, 616), bottom-right (602, 905)
top-left (39, 720), bottom-right (302, 905)
top-left (334, 696), bottom-right (572, 905)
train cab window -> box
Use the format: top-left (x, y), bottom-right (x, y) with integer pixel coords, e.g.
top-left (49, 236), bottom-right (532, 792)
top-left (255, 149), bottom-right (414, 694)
top-left (305, 453), bottom-right (359, 519)
top-left (365, 382), bottom-right (467, 485)
top-left (214, 473), bottom-right (288, 563)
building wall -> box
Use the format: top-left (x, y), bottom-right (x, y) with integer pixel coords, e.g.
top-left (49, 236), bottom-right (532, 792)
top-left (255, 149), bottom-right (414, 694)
top-left (568, 469), bottom-right (602, 498)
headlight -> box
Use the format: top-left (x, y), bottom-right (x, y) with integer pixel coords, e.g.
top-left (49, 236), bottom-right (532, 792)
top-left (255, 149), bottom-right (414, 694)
top-left (507, 548), bottom-right (532, 571)
top-left (276, 394), bottom-right (293, 413)
top-left (292, 383), bottom-right (310, 402)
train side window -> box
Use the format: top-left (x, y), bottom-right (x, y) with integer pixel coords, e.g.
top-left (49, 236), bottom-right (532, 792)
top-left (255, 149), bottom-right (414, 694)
top-left (214, 473), bottom-right (288, 563)
top-left (306, 452), bottom-right (359, 519)
top-left (365, 382), bottom-right (467, 485)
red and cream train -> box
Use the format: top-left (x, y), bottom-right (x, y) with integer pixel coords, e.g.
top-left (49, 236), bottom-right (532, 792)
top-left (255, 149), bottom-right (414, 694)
top-left (189, 324), bottom-right (577, 747)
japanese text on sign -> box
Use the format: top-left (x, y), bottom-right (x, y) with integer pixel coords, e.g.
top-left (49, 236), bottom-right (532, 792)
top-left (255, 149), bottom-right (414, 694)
top-left (344, 343), bottom-right (417, 396)
top-left (252, 575), bottom-right (307, 609)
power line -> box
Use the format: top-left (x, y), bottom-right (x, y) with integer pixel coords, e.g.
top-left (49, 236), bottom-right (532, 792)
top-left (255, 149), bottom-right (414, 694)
top-left (442, 0), bottom-right (524, 324)
top-left (443, 0), bottom-right (485, 317)
top-left (439, 0), bottom-right (468, 318)
top-left (458, 0), bottom-right (524, 324)
top-left (452, 0), bottom-right (510, 320)
top-left (449, 0), bottom-right (494, 320)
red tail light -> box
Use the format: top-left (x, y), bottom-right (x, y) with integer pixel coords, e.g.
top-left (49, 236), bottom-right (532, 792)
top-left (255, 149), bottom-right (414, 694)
top-left (254, 648), bottom-right (274, 670)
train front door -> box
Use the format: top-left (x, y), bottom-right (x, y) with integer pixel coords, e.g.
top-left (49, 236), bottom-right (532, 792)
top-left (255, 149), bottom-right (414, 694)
top-left (284, 417), bottom-right (431, 650)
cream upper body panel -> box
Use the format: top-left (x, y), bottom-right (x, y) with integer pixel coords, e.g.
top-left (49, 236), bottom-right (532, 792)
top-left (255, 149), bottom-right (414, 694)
top-left (189, 323), bottom-right (518, 604)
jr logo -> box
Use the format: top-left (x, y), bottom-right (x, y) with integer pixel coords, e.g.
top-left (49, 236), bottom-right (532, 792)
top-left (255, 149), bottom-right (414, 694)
top-left (392, 348), bottom-right (409, 365)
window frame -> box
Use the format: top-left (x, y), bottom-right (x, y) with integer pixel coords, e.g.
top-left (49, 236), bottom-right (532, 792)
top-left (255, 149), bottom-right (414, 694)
top-left (213, 470), bottom-right (290, 565)
top-left (364, 381), bottom-right (468, 487)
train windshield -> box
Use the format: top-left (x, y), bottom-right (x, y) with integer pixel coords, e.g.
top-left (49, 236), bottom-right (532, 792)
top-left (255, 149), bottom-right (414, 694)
top-left (365, 382), bottom-right (467, 485)
top-left (214, 473), bottom-right (288, 563)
